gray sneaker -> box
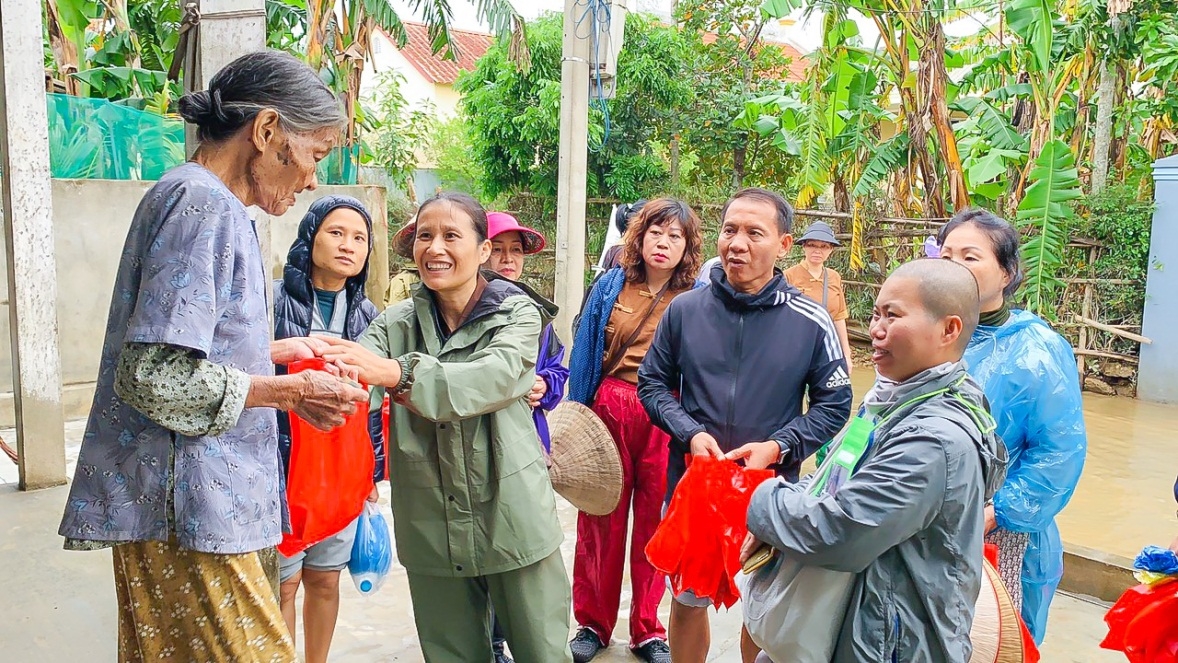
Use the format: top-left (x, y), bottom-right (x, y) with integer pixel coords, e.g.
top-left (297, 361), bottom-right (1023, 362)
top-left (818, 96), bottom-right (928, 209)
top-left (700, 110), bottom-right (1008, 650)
top-left (570, 628), bottom-right (605, 663)
top-left (633, 639), bottom-right (671, 663)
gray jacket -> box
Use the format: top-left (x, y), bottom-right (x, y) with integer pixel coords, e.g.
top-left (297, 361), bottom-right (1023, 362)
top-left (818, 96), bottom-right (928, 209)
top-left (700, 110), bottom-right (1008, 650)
top-left (746, 362), bottom-right (1006, 663)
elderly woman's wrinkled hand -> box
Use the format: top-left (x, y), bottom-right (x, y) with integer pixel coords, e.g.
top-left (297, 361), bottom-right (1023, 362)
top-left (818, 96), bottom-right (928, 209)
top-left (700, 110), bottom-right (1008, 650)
top-left (291, 370), bottom-right (369, 431)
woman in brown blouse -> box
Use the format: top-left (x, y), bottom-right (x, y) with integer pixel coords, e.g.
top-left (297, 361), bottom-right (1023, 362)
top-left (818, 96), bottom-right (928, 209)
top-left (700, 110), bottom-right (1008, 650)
top-left (783, 221), bottom-right (854, 368)
top-left (566, 199), bottom-right (704, 663)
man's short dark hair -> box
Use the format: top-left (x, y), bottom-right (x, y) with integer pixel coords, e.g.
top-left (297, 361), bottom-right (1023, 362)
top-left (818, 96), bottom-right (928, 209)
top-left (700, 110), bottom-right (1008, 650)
top-left (720, 187), bottom-right (794, 235)
top-left (890, 260), bottom-right (981, 352)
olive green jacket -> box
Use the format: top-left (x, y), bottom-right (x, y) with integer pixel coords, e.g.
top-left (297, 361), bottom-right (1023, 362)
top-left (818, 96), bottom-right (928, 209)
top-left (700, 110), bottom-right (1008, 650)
top-left (383, 269), bottom-right (420, 309)
top-left (361, 278), bottom-right (563, 578)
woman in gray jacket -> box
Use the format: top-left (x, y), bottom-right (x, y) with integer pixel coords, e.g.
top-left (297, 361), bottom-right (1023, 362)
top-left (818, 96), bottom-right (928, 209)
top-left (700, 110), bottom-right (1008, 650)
top-left (743, 260), bottom-right (1007, 662)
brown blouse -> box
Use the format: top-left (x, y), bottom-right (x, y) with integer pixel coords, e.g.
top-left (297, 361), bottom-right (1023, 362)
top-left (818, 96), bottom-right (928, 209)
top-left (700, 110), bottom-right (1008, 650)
top-left (783, 263), bottom-right (848, 322)
top-left (602, 280), bottom-right (689, 384)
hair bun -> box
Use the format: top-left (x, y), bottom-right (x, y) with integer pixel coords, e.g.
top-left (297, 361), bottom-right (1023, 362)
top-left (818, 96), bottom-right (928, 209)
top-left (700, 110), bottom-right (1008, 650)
top-left (178, 89), bottom-right (215, 125)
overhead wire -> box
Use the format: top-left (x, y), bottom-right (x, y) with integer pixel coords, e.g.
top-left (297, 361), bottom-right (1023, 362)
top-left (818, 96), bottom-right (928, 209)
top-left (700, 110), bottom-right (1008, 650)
top-left (574, 0), bottom-right (613, 151)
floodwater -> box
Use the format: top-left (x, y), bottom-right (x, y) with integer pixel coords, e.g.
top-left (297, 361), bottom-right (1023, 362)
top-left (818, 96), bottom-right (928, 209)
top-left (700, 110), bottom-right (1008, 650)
top-left (847, 366), bottom-right (1178, 559)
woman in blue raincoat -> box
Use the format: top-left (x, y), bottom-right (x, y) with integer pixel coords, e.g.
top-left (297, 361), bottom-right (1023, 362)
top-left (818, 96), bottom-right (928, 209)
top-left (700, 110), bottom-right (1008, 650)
top-left (939, 209), bottom-right (1087, 644)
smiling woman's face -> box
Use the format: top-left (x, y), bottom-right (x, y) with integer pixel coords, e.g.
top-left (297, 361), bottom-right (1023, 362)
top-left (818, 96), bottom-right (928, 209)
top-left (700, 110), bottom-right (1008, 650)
top-left (412, 201), bottom-right (490, 295)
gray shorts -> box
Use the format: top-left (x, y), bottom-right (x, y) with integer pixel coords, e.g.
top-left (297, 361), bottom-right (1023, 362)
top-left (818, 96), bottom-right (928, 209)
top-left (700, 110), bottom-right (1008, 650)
top-left (662, 501), bottom-right (714, 608)
top-left (279, 517), bottom-right (359, 582)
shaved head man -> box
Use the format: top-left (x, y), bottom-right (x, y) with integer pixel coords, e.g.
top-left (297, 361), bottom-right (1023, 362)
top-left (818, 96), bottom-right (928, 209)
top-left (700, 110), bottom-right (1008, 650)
top-left (742, 259), bottom-right (1006, 662)
top-left (870, 259), bottom-right (981, 382)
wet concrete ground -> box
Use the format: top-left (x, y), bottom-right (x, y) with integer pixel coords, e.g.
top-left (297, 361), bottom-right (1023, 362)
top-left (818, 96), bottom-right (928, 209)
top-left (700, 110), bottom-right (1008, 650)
top-left (0, 475), bottom-right (1129, 662)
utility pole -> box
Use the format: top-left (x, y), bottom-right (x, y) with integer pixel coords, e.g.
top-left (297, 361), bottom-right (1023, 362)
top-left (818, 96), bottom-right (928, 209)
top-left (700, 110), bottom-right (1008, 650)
top-left (553, 0), bottom-right (592, 344)
top-left (554, 0), bottom-right (626, 343)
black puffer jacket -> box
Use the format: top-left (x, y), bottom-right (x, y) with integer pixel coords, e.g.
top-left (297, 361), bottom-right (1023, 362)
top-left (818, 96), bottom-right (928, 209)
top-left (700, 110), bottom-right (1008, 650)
top-left (274, 195), bottom-right (384, 482)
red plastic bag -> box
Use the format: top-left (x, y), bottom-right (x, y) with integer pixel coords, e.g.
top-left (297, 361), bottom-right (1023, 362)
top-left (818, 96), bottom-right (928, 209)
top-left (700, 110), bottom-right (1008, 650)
top-left (1101, 579), bottom-right (1178, 662)
top-left (645, 456), bottom-right (774, 609)
top-left (278, 358), bottom-right (374, 556)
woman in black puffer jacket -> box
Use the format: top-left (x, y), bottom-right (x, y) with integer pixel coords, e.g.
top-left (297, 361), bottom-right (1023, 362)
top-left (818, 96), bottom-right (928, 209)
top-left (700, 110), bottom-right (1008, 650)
top-left (274, 195), bottom-right (384, 663)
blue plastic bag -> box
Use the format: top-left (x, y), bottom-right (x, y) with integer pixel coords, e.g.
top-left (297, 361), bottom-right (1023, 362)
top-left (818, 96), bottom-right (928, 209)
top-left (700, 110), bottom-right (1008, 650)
top-left (348, 502), bottom-right (392, 595)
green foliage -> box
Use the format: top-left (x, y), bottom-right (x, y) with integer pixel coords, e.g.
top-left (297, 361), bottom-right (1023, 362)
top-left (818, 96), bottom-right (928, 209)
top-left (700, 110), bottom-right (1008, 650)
top-left (852, 133), bottom-right (908, 197)
top-left (266, 0), bottom-right (308, 51)
top-left (673, 0), bottom-right (799, 192)
top-left (457, 13), bottom-right (691, 199)
top-left (1006, 0), bottom-right (1057, 74)
top-left (359, 70), bottom-right (435, 190)
top-left (1015, 139), bottom-right (1082, 316)
top-left (427, 116), bottom-right (487, 197)
top-left (1068, 185), bottom-right (1152, 331)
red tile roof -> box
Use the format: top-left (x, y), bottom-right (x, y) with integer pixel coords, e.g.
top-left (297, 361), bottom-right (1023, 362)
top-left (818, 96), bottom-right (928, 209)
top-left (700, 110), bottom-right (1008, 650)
top-left (702, 32), bottom-right (809, 82)
top-left (387, 22), bottom-right (494, 85)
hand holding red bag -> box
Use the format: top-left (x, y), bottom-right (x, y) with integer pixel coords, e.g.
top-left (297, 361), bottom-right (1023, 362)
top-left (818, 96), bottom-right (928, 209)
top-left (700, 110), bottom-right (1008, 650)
top-left (645, 456), bottom-right (774, 609)
top-left (278, 358), bottom-right (374, 556)
top-left (1101, 579), bottom-right (1178, 662)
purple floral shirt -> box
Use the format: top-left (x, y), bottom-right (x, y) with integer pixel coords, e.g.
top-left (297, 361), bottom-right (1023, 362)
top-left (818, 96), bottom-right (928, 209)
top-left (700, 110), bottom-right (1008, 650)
top-left (58, 163), bottom-right (280, 554)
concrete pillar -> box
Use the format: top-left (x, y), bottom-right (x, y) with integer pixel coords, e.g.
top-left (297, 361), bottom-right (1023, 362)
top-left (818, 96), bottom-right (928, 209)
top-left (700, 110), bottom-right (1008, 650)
top-left (553, 0), bottom-right (593, 343)
top-left (1138, 153), bottom-right (1178, 403)
top-left (0, 0), bottom-right (67, 489)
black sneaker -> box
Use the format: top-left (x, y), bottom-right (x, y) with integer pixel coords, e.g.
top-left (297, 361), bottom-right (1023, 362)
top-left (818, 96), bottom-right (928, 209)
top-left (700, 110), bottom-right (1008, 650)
top-left (570, 628), bottom-right (605, 663)
top-left (633, 639), bottom-right (671, 663)
top-left (493, 650), bottom-right (514, 663)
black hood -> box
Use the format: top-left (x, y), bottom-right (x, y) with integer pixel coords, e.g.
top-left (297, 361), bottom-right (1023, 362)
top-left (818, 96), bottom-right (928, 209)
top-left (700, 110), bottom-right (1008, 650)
top-left (482, 269), bottom-right (559, 325)
top-left (282, 194), bottom-right (375, 309)
top-left (708, 262), bottom-right (798, 310)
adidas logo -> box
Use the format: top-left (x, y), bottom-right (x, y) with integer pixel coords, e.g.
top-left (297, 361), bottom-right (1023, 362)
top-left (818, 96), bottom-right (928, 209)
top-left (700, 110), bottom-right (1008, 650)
top-left (825, 365), bottom-right (851, 389)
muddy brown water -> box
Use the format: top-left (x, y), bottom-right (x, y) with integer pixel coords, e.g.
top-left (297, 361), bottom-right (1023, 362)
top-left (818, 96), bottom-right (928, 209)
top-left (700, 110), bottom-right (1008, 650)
top-left (846, 367), bottom-right (1178, 559)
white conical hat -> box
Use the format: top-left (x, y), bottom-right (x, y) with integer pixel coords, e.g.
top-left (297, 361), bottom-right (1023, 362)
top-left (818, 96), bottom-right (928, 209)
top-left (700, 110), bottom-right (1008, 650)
top-left (546, 401), bottom-right (623, 516)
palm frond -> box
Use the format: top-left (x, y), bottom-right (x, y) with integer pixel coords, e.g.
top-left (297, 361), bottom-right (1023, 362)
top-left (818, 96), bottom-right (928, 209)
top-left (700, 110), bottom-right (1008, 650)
top-left (405, 0), bottom-right (457, 60)
top-left (362, 0), bottom-right (407, 47)
top-left (852, 132), bottom-right (909, 197)
top-left (951, 97), bottom-right (1029, 151)
top-left (1014, 139), bottom-right (1081, 316)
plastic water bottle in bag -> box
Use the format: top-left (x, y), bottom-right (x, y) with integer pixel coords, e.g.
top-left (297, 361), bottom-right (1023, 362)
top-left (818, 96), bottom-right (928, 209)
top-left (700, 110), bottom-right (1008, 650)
top-left (349, 501), bottom-right (392, 595)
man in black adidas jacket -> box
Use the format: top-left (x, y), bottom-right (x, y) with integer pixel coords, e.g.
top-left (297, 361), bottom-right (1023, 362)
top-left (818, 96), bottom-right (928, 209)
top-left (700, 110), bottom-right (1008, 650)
top-left (637, 187), bottom-right (853, 663)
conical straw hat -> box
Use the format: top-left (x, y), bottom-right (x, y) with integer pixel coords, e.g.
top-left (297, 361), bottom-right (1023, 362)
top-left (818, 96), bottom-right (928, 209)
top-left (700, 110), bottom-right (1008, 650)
top-left (547, 401), bottom-right (623, 516)
top-left (969, 559), bottom-right (1026, 663)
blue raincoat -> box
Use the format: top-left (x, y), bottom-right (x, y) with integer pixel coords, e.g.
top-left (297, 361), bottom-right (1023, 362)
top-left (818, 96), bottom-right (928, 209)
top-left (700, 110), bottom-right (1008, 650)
top-left (963, 309), bottom-right (1087, 644)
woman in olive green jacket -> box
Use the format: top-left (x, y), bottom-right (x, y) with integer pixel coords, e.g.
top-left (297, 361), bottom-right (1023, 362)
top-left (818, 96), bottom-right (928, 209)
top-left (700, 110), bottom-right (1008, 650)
top-left (321, 192), bottom-right (572, 662)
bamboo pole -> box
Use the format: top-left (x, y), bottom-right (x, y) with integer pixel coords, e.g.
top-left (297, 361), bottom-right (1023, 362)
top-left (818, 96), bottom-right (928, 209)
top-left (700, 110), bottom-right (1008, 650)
top-left (1073, 348), bottom-right (1139, 364)
top-left (1077, 247), bottom-right (1095, 378)
top-left (1065, 278), bottom-right (1140, 285)
top-left (1075, 314), bottom-right (1153, 345)
top-left (844, 280), bottom-right (883, 290)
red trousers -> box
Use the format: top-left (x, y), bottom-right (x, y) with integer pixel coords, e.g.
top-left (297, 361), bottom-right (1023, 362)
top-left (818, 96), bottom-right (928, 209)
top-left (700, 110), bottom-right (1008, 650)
top-left (573, 377), bottom-right (669, 647)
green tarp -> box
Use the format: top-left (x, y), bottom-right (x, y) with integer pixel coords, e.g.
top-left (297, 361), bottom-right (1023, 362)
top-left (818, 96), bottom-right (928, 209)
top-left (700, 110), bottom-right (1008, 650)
top-left (47, 94), bottom-right (358, 185)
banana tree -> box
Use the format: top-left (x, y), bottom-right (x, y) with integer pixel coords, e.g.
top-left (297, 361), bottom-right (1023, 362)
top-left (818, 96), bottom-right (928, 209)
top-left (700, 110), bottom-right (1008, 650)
top-left (830, 0), bottom-right (972, 217)
top-left (45, 0), bottom-right (96, 95)
top-left (298, 0), bottom-right (525, 151)
top-left (1015, 139), bottom-right (1081, 316)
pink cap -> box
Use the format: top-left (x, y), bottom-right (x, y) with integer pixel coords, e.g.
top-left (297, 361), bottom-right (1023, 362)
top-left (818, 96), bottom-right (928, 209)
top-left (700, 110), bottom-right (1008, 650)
top-left (487, 212), bottom-right (546, 254)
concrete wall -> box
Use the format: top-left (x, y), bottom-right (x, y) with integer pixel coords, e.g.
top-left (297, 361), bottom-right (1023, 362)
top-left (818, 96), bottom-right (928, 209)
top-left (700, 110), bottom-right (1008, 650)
top-left (1138, 153), bottom-right (1178, 402)
top-left (0, 179), bottom-right (388, 426)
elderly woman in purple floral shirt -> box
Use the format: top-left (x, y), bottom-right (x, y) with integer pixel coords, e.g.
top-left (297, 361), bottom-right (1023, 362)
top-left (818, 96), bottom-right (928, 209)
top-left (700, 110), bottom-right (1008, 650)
top-left (57, 51), bottom-right (366, 663)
